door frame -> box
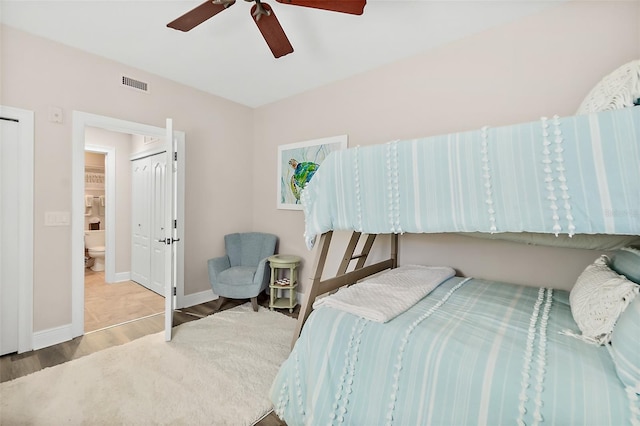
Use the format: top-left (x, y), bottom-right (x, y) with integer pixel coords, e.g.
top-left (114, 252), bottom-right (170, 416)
top-left (0, 105), bottom-right (34, 354)
top-left (71, 111), bottom-right (185, 337)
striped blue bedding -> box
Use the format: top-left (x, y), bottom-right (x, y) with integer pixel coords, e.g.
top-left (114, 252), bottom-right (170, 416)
top-left (270, 277), bottom-right (637, 425)
top-left (301, 107), bottom-right (640, 249)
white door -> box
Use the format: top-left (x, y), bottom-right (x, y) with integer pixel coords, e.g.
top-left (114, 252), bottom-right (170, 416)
top-left (0, 107), bottom-right (33, 354)
top-left (131, 158), bottom-right (151, 287)
top-left (0, 118), bottom-right (20, 355)
top-left (164, 119), bottom-right (176, 342)
top-left (131, 152), bottom-right (168, 296)
top-left (149, 153), bottom-right (168, 296)
top-left (128, 122), bottom-right (175, 340)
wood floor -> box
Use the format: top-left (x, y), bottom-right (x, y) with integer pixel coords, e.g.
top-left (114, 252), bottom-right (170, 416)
top-left (0, 284), bottom-right (294, 425)
top-left (84, 269), bottom-right (165, 332)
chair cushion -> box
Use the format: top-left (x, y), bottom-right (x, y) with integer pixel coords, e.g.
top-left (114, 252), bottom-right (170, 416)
top-left (214, 266), bottom-right (262, 299)
top-left (218, 266), bottom-right (257, 286)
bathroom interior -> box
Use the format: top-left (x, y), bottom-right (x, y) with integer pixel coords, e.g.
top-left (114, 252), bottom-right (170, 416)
top-left (83, 133), bottom-right (164, 333)
top-left (84, 155), bottom-right (106, 273)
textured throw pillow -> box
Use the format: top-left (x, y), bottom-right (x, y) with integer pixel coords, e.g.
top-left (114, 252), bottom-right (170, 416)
top-left (576, 60), bottom-right (640, 115)
top-left (608, 295), bottom-right (640, 393)
top-left (569, 255), bottom-right (639, 345)
top-left (611, 247), bottom-right (640, 284)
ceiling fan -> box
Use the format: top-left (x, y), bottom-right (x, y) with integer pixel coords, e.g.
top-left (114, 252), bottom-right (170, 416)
top-left (167, 0), bottom-right (366, 59)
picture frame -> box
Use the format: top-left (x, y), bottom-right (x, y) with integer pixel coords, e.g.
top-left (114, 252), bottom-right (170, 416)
top-left (277, 135), bottom-right (348, 210)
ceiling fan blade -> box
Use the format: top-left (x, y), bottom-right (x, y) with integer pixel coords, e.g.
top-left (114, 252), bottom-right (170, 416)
top-left (275, 0), bottom-right (365, 15)
top-left (251, 3), bottom-right (294, 59)
top-left (167, 0), bottom-right (236, 32)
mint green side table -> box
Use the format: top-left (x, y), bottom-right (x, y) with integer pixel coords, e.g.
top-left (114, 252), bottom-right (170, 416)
top-left (268, 254), bottom-right (301, 313)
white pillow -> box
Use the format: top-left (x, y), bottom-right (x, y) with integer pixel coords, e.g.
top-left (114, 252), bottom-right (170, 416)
top-left (569, 255), bottom-right (639, 345)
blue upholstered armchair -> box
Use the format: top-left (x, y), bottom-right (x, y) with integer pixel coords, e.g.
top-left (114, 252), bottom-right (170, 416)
top-left (208, 232), bottom-right (278, 312)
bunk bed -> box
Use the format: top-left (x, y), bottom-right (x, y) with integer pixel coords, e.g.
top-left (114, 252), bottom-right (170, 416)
top-left (269, 89), bottom-right (640, 423)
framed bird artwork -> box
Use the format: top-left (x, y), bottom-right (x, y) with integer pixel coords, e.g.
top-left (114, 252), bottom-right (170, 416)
top-left (277, 135), bottom-right (347, 210)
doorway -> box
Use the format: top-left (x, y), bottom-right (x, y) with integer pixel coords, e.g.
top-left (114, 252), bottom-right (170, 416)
top-left (82, 145), bottom-right (164, 333)
top-left (72, 112), bottom-right (185, 338)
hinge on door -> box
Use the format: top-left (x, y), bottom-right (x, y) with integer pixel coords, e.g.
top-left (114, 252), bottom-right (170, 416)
top-left (174, 219), bottom-right (177, 229)
top-left (174, 152), bottom-right (177, 161)
top-left (173, 287), bottom-right (177, 296)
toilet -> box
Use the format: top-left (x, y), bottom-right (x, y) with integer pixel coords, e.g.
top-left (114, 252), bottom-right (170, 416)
top-left (84, 230), bottom-right (105, 272)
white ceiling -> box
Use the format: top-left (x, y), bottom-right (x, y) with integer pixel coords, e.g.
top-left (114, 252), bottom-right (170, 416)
top-left (1, 0), bottom-right (563, 108)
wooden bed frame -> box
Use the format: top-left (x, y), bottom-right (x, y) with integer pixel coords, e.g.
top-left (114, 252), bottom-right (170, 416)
top-left (292, 231), bottom-right (399, 347)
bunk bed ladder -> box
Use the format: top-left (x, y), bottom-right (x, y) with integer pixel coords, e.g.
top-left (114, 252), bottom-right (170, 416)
top-left (292, 231), bottom-right (398, 348)
top-left (337, 232), bottom-right (374, 275)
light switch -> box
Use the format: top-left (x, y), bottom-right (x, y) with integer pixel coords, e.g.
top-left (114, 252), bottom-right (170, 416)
top-left (57, 212), bottom-right (70, 225)
top-left (45, 211), bottom-right (70, 226)
top-left (45, 212), bottom-right (56, 226)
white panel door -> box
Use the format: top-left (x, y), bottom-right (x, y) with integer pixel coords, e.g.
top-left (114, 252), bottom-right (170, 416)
top-left (131, 158), bottom-right (151, 287)
top-left (149, 153), bottom-right (167, 296)
top-left (0, 118), bottom-right (20, 355)
top-left (131, 152), bottom-right (167, 296)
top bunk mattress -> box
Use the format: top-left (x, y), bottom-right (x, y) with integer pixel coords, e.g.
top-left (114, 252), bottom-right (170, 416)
top-left (301, 107), bottom-right (640, 249)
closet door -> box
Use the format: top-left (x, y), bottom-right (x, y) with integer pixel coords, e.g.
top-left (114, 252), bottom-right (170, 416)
top-left (131, 152), bottom-right (166, 296)
top-left (148, 153), bottom-right (167, 296)
top-left (1, 118), bottom-right (19, 355)
top-left (131, 157), bottom-right (150, 286)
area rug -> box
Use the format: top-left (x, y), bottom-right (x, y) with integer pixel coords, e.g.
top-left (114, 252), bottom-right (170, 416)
top-left (0, 304), bottom-right (296, 425)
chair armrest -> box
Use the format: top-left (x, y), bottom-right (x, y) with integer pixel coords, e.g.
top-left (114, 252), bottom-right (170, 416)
top-left (208, 255), bottom-right (231, 283)
top-left (253, 256), bottom-right (272, 290)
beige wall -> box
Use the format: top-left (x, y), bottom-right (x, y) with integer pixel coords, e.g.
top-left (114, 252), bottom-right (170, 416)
top-left (1, 25), bottom-right (254, 332)
top-left (252, 1), bottom-right (640, 292)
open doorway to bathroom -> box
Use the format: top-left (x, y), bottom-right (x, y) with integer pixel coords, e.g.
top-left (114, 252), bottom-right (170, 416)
top-left (72, 112), bottom-right (185, 340)
top-left (83, 133), bottom-right (163, 333)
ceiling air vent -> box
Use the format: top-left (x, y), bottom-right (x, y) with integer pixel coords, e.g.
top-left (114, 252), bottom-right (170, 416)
top-left (120, 75), bottom-right (149, 93)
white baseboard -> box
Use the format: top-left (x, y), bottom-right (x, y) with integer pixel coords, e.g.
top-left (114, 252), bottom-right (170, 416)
top-left (114, 272), bottom-right (131, 282)
top-left (32, 324), bottom-right (74, 351)
top-left (179, 289), bottom-right (216, 309)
